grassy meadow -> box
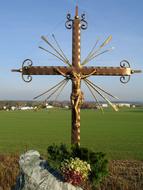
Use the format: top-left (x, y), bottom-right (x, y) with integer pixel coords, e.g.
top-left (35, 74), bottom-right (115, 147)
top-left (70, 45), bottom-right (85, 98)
top-left (0, 108), bottom-right (143, 160)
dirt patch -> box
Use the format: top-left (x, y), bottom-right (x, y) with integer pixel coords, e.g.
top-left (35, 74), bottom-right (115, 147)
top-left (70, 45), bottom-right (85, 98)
top-left (98, 160), bottom-right (143, 190)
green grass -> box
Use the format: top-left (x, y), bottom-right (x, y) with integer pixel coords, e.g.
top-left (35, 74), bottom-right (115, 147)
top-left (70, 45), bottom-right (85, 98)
top-left (0, 108), bottom-right (143, 160)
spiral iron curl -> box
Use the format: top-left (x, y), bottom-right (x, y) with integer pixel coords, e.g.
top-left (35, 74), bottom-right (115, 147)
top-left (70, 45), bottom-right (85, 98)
top-left (120, 60), bottom-right (130, 68)
top-left (22, 59), bottom-right (33, 82)
top-left (65, 13), bottom-right (73, 29)
top-left (120, 60), bottom-right (131, 83)
top-left (120, 75), bottom-right (130, 84)
top-left (80, 13), bottom-right (88, 30)
top-left (22, 74), bottom-right (32, 83)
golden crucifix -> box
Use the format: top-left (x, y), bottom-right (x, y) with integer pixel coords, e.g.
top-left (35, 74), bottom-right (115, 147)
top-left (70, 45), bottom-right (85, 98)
top-left (12, 6), bottom-right (141, 145)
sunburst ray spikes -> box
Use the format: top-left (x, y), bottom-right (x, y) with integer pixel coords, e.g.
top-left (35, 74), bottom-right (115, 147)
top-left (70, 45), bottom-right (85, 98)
top-left (52, 34), bottom-right (71, 66)
top-left (85, 78), bottom-right (119, 100)
top-left (33, 79), bottom-right (67, 99)
top-left (84, 80), bottom-right (104, 112)
top-left (81, 38), bottom-right (100, 65)
top-left (39, 46), bottom-right (67, 63)
top-left (85, 79), bottom-right (118, 111)
top-left (86, 47), bottom-right (114, 63)
top-left (41, 35), bottom-right (71, 66)
top-left (100, 35), bottom-right (112, 49)
top-left (52, 79), bottom-right (69, 102)
top-left (81, 35), bottom-right (113, 66)
top-left (45, 79), bottom-right (69, 101)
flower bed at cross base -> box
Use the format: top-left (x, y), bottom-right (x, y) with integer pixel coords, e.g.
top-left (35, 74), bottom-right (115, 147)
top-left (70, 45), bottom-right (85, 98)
top-left (47, 144), bottom-right (108, 189)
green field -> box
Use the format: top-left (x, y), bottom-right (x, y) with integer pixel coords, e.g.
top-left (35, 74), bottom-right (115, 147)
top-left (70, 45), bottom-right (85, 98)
top-left (0, 108), bottom-right (143, 160)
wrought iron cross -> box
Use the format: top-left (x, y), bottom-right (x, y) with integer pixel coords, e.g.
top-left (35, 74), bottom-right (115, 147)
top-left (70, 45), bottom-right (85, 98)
top-left (12, 6), bottom-right (141, 145)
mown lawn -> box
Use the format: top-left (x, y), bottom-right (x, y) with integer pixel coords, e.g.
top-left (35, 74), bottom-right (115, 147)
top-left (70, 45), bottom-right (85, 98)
top-left (0, 108), bottom-right (143, 160)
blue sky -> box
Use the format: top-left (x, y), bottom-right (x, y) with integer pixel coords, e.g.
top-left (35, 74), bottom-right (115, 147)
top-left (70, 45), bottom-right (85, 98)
top-left (0, 0), bottom-right (142, 102)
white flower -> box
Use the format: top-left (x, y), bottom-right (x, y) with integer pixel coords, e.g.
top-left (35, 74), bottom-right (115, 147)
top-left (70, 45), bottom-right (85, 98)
top-left (87, 164), bottom-right (91, 171)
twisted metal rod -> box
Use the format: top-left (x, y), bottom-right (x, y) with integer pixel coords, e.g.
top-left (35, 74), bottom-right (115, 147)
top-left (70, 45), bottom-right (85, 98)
top-left (85, 79), bottom-right (118, 111)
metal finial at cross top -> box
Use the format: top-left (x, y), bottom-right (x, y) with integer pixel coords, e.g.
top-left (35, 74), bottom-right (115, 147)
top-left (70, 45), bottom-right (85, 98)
top-left (12, 6), bottom-right (141, 146)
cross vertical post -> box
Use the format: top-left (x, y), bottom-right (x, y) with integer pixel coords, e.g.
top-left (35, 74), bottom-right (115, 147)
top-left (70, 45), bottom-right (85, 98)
top-left (65, 6), bottom-right (88, 145)
top-left (71, 6), bottom-right (82, 145)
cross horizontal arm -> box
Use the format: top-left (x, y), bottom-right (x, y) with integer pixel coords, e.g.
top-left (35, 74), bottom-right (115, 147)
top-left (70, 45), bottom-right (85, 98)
top-left (12, 66), bottom-right (138, 76)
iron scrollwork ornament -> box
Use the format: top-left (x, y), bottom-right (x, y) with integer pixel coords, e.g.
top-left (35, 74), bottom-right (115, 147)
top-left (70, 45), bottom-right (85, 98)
top-left (80, 13), bottom-right (88, 30)
top-left (22, 59), bottom-right (33, 82)
top-left (120, 60), bottom-right (131, 84)
top-left (65, 13), bottom-right (73, 29)
top-left (120, 60), bottom-right (130, 68)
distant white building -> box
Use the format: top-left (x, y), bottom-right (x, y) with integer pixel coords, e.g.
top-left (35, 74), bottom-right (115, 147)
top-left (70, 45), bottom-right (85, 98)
top-left (11, 106), bottom-right (16, 111)
top-left (118, 103), bottom-right (130, 108)
top-left (20, 106), bottom-right (34, 110)
top-left (45, 103), bottom-right (53, 109)
top-left (102, 104), bottom-right (108, 108)
top-left (3, 106), bottom-right (6, 110)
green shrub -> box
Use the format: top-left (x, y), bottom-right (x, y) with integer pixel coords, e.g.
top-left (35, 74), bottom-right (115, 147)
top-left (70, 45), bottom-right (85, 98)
top-left (47, 143), bottom-right (71, 169)
top-left (47, 144), bottom-right (108, 189)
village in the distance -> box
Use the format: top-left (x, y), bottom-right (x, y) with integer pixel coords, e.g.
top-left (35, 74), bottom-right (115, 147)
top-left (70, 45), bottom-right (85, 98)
top-left (0, 100), bottom-right (142, 111)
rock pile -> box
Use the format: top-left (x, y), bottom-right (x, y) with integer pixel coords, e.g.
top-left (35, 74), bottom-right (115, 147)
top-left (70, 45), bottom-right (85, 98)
top-left (15, 150), bottom-right (83, 190)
